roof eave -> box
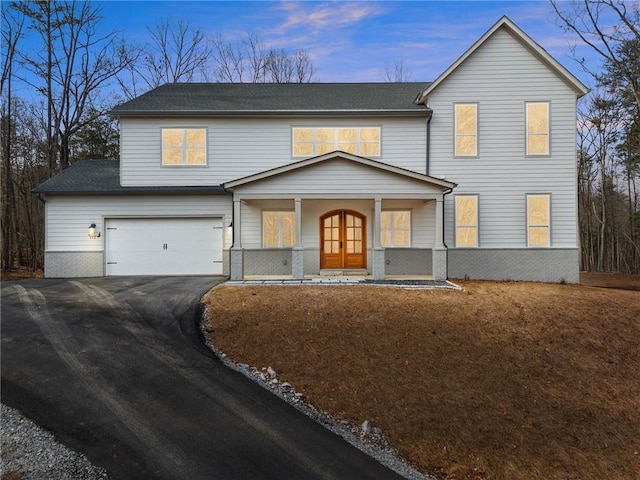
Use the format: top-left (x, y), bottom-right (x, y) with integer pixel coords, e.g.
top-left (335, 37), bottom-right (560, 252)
top-left (110, 109), bottom-right (432, 118)
top-left (32, 187), bottom-right (228, 196)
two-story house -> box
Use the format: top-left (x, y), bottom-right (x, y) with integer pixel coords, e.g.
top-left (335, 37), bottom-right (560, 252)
top-left (34, 17), bottom-right (588, 282)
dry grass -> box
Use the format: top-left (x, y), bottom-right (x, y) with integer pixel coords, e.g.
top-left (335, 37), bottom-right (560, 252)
top-left (0, 267), bottom-right (43, 282)
top-left (1, 472), bottom-right (22, 480)
top-left (204, 277), bottom-right (640, 480)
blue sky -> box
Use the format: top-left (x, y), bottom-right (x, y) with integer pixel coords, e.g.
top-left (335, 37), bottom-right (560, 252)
top-left (94, 0), bottom-right (597, 86)
top-left (9, 0), bottom-right (606, 94)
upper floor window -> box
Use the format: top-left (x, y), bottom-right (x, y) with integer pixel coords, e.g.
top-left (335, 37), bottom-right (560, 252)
top-left (455, 195), bottom-right (478, 247)
top-left (454, 103), bottom-right (478, 156)
top-left (292, 127), bottom-right (380, 157)
top-left (526, 102), bottom-right (549, 155)
top-left (162, 128), bottom-right (207, 166)
top-left (381, 210), bottom-right (411, 247)
top-left (263, 211), bottom-right (295, 248)
top-left (527, 194), bottom-right (550, 247)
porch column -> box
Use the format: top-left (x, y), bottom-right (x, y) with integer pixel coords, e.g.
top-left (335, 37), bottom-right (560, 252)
top-left (432, 195), bottom-right (447, 281)
top-left (230, 198), bottom-right (244, 280)
top-left (372, 197), bottom-right (385, 279)
top-left (292, 197), bottom-right (304, 279)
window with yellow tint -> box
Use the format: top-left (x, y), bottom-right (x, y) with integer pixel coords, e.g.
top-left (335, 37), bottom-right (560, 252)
top-left (455, 195), bottom-right (478, 247)
top-left (162, 128), bottom-right (207, 166)
top-left (454, 104), bottom-right (477, 156)
top-left (292, 127), bottom-right (380, 157)
top-left (263, 211), bottom-right (296, 248)
top-left (526, 102), bottom-right (549, 155)
top-left (527, 194), bottom-right (550, 246)
top-left (380, 211), bottom-right (410, 247)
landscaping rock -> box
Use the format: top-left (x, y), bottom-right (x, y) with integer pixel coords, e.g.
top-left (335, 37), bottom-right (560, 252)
top-left (362, 420), bottom-right (371, 435)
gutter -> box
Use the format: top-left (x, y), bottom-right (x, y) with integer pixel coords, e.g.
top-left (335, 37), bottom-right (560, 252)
top-left (30, 187), bottom-right (228, 196)
top-left (109, 109), bottom-right (433, 118)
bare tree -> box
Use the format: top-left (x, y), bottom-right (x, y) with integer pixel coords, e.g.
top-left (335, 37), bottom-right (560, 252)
top-left (144, 19), bottom-right (212, 88)
top-left (552, 0), bottom-right (640, 273)
top-left (13, 0), bottom-right (136, 171)
top-left (213, 34), bottom-right (315, 83)
top-left (551, 0), bottom-right (640, 108)
top-left (245, 34), bottom-right (269, 83)
top-left (212, 34), bottom-right (247, 82)
top-left (383, 59), bottom-right (412, 82)
top-left (292, 49), bottom-right (315, 83)
top-left (1, 5), bottom-right (24, 270)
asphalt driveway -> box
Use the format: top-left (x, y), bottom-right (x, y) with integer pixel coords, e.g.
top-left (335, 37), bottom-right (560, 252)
top-left (1, 277), bottom-right (406, 480)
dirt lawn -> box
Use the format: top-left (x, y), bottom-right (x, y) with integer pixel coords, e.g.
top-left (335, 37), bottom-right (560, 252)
top-left (203, 276), bottom-right (640, 480)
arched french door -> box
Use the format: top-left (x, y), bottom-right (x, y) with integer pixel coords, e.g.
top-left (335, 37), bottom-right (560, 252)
top-left (320, 210), bottom-right (367, 269)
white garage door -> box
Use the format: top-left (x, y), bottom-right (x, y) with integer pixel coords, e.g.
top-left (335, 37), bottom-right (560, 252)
top-left (105, 218), bottom-right (223, 276)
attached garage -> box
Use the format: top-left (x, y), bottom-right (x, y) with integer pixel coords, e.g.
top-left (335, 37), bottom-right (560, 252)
top-left (105, 218), bottom-right (223, 276)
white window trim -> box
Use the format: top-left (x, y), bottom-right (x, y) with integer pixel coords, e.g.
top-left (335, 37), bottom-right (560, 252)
top-left (292, 127), bottom-right (381, 158)
top-left (526, 194), bottom-right (551, 247)
top-left (525, 102), bottom-right (550, 156)
top-left (262, 210), bottom-right (296, 248)
top-left (380, 210), bottom-right (411, 248)
top-left (454, 195), bottom-right (479, 247)
top-left (161, 128), bottom-right (208, 166)
top-left (454, 103), bottom-right (478, 157)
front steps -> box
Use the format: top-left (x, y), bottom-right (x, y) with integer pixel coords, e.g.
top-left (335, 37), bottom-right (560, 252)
top-left (318, 269), bottom-right (368, 276)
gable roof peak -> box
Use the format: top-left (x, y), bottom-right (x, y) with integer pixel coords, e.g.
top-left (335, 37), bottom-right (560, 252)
top-left (224, 151), bottom-right (456, 190)
top-left (417, 15), bottom-right (588, 103)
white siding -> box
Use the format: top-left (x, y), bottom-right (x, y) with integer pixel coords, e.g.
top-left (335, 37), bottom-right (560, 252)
top-left (232, 158), bottom-right (444, 197)
top-left (45, 195), bottom-right (232, 252)
top-left (427, 28), bottom-right (579, 248)
top-left (238, 199), bottom-right (435, 249)
top-left (119, 117), bottom-right (427, 187)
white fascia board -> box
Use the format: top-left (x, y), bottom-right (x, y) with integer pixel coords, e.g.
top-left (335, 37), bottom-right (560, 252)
top-left (417, 16), bottom-right (589, 104)
top-left (224, 151), bottom-right (457, 190)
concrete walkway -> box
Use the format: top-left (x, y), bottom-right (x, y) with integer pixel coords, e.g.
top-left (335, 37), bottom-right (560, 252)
top-left (227, 278), bottom-right (461, 289)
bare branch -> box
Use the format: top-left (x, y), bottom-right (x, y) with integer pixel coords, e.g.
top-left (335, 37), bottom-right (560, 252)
top-left (383, 59), bottom-right (412, 82)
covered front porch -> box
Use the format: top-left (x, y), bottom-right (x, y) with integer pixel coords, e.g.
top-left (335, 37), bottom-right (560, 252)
top-left (223, 152), bottom-right (456, 281)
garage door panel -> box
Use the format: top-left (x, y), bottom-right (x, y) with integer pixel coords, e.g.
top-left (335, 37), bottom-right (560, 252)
top-left (106, 218), bottom-right (223, 276)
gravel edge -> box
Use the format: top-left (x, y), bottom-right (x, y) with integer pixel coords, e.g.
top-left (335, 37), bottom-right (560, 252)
top-left (201, 302), bottom-right (435, 480)
top-left (0, 403), bottom-right (109, 480)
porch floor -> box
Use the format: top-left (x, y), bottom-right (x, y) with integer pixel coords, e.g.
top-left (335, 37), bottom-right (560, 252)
top-left (243, 274), bottom-right (435, 281)
top-left (230, 276), bottom-right (459, 289)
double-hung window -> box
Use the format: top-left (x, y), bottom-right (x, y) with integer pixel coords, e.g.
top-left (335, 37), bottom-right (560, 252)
top-left (380, 211), bottom-right (411, 247)
top-left (527, 194), bottom-right (550, 246)
top-left (263, 211), bottom-right (295, 248)
top-left (454, 103), bottom-right (478, 156)
top-left (526, 102), bottom-right (549, 155)
top-left (292, 127), bottom-right (380, 157)
top-left (162, 128), bottom-right (207, 165)
top-left (455, 195), bottom-right (478, 247)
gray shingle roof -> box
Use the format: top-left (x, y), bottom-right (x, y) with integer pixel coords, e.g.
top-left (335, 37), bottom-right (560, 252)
top-left (32, 159), bottom-right (226, 195)
top-left (110, 82), bottom-right (431, 116)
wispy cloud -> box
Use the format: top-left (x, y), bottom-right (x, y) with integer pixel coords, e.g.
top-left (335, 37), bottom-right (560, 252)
top-left (274, 1), bottom-right (385, 34)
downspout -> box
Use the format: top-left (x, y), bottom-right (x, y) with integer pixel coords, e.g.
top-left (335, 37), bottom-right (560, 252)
top-left (426, 110), bottom-right (433, 176)
top-left (442, 187), bottom-right (453, 279)
top-left (223, 186), bottom-right (235, 247)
